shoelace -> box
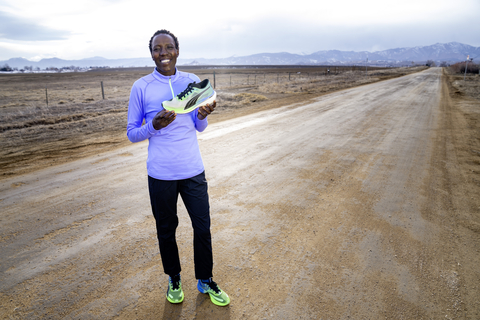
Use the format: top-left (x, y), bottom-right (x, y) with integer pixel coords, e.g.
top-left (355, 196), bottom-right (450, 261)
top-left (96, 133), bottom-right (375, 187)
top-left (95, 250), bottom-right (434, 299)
top-left (177, 83), bottom-right (196, 100)
top-left (170, 275), bottom-right (181, 290)
top-left (204, 279), bottom-right (221, 294)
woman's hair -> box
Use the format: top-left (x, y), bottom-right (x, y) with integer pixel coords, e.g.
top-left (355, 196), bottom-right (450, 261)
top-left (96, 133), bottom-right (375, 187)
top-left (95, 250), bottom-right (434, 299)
top-left (149, 29), bottom-right (179, 53)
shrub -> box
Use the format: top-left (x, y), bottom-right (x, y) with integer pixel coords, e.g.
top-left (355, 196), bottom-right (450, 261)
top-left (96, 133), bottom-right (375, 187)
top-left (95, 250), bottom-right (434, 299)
top-left (0, 64), bottom-right (13, 72)
top-left (450, 61), bottom-right (479, 74)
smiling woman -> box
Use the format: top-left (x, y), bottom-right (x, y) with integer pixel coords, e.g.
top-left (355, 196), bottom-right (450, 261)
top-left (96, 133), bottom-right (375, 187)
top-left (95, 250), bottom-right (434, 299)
top-left (125, 29), bottom-right (230, 307)
top-left (149, 31), bottom-right (179, 77)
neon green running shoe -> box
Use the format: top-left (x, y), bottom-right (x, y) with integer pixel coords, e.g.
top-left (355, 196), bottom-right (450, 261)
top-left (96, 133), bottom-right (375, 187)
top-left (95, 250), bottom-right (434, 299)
top-left (162, 79), bottom-right (216, 114)
top-left (197, 278), bottom-right (230, 306)
top-left (166, 274), bottom-right (184, 304)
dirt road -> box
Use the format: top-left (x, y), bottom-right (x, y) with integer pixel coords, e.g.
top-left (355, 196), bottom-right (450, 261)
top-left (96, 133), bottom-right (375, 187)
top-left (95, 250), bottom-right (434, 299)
top-left (1, 68), bottom-right (479, 319)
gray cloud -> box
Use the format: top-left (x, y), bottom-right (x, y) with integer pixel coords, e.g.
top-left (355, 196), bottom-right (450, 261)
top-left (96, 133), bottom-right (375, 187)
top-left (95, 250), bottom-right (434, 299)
top-left (0, 11), bottom-right (71, 41)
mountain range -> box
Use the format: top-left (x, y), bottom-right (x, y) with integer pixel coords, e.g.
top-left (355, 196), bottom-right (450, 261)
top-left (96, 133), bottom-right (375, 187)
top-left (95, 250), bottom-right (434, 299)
top-left (1, 42), bottom-right (478, 70)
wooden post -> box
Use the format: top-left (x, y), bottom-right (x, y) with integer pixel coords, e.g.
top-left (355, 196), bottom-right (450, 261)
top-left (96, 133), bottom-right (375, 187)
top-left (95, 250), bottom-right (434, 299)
top-left (230, 75), bottom-right (232, 87)
top-left (247, 74), bottom-right (249, 85)
top-left (45, 86), bottom-right (48, 107)
top-left (101, 81), bottom-right (105, 99)
top-left (213, 71), bottom-right (216, 88)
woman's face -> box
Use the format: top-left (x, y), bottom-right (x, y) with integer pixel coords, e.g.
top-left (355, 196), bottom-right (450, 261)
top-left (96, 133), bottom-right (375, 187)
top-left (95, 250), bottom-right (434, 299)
top-left (151, 34), bottom-right (179, 76)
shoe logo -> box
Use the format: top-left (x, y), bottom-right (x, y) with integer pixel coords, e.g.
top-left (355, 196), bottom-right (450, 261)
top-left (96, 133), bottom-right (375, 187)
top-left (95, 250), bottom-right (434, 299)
top-left (184, 88), bottom-right (208, 110)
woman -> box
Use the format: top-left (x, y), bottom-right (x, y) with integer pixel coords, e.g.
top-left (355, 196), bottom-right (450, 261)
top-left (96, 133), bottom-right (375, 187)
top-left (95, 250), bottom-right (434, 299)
top-left (126, 29), bottom-right (230, 307)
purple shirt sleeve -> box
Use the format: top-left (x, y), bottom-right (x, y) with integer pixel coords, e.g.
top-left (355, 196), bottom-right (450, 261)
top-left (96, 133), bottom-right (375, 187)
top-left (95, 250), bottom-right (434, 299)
top-left (127, 81), bottom-right (158, 143)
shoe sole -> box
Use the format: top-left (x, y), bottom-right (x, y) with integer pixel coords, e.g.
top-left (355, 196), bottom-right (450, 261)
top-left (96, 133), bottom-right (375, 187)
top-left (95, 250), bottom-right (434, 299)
top-left (166, 293), bottom-right (184, 304)
top-left (166, 288), bottom-right (184, 304)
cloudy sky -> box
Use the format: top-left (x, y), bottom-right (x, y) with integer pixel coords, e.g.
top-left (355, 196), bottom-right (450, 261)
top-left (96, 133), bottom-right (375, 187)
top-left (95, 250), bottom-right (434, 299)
top-left (0, 0), bottom-right (479, 61)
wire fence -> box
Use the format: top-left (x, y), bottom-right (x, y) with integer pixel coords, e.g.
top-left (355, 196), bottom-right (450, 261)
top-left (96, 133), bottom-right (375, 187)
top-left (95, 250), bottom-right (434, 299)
top-left (195, 66), bottom-right (389, 89)
top-left (1, 66), bottom-right (395, 108)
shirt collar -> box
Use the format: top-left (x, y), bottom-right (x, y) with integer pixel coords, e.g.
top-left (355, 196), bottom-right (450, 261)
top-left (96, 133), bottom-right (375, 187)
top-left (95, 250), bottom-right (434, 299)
top-left (152, 67), bottom-right (179, 83)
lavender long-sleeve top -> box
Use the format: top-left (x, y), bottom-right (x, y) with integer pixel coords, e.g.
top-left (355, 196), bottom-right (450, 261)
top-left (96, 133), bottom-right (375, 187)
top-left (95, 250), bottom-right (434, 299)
top-left (127, 68), bottom-right (208, 180)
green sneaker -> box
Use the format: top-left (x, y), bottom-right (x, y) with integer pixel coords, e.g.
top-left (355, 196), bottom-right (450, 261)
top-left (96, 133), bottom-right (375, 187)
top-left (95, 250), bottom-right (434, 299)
top-left (162, 79), bottom-right (216, 114)
top-left (166, 274), bottom-right (184, 304)
top-left (197, 278), bottom-right (230, 306)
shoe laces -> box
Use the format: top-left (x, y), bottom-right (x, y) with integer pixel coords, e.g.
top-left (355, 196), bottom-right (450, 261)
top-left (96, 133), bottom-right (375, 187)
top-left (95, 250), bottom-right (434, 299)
top-left (177, 83), bottom-right (195, 100)
top-left (204, 278), bottom-right (221, 294)
top-left (170, 274), bottom-right (181, 290)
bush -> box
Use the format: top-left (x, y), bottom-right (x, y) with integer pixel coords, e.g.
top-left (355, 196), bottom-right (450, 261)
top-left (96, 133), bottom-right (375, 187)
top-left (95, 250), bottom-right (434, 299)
top-left (450, 61), bottom-right (479, 74)
top-left (0, 64), bottom-right (13, 72)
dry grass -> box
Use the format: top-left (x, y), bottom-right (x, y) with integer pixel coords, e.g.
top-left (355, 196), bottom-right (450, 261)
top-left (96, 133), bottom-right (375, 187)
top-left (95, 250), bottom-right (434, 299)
top-left (217, 92), bottom-right (268, 107)
top-left (446, 67), bottom-right (480, 101)
top-left (0, 66), bottom-right (427, 179)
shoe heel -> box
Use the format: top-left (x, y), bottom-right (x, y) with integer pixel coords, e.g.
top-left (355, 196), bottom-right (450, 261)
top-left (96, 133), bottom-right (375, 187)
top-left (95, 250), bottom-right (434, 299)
top-left (197, 281), bottom-right (207, 293)
top-left (197, 91), bottom-right (217, 109)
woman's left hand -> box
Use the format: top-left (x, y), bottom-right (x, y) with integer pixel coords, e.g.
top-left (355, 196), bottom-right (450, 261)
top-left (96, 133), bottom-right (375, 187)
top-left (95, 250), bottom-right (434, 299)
top-left (197, 101), bottom-right (216, 120)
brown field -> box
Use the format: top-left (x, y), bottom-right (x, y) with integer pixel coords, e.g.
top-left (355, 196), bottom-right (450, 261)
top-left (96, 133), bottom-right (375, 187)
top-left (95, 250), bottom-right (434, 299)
top-left (0, 66), bottom-right (426, 179)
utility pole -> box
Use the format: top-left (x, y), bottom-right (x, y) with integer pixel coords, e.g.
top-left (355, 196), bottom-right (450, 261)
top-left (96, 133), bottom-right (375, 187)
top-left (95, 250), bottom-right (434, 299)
top-left (464, 55), bottom-right (472, 81)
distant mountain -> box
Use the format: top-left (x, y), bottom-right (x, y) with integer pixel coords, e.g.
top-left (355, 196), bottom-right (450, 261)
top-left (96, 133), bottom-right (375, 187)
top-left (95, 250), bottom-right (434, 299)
top-left (1, 42), bottom-right (478, 70)
top-left (191, 42), bottom-right (479, 66)
top-left (0, 56), bottom-right (155, 69)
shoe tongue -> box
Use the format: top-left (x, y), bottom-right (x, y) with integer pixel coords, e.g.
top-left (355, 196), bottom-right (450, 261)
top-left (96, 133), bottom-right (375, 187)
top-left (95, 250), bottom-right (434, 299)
top-left (172, 280), bottom-right (180, 290)
top-left (209, 281), bottom-right (220, 293)
top-left (171, 275), bottom-right (181, 289)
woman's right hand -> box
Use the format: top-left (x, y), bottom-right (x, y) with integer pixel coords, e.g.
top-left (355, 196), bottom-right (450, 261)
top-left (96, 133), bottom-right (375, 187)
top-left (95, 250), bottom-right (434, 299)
top-left (152, 110), bottom-right (176, 130)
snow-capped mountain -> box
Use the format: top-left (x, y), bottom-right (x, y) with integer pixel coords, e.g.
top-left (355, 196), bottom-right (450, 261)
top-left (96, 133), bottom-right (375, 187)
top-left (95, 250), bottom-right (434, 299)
top-left (1, 42), bottom-right (478, 69)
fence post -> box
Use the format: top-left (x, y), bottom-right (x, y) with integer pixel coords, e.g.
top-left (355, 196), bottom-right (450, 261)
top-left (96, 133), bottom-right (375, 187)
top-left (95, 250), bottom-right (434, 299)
top-left (45, 85), bottom-right (48, 107)
top-left (213, 71), bottom-right (216, 88)
top-left (230, 75), bottom-right (232, 87)
top-left (101, 81), bottom-right (105, 99)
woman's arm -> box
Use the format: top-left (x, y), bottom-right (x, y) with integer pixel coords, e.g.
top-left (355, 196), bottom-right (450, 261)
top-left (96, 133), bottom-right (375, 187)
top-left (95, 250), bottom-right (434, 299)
top-left (126, 84), bottom-right (156, 143)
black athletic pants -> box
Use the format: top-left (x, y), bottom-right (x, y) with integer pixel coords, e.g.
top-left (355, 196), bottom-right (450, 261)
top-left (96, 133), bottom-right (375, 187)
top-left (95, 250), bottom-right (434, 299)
top-left (148, 171), bottom-right (213, 280)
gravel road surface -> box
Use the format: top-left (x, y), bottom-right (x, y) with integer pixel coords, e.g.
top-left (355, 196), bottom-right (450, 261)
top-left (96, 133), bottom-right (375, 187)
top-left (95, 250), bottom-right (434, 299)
top-left (1, 68), bottom-right (478, 319)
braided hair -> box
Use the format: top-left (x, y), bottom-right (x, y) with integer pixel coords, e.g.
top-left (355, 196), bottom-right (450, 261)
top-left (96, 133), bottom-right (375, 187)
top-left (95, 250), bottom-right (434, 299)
top-left (149, 29), bottom-right (179, 53)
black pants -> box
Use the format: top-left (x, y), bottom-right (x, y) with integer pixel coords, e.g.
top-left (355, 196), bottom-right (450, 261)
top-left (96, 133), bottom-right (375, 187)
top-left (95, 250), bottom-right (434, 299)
top-left (148, 171), bottom-right (213, 280)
